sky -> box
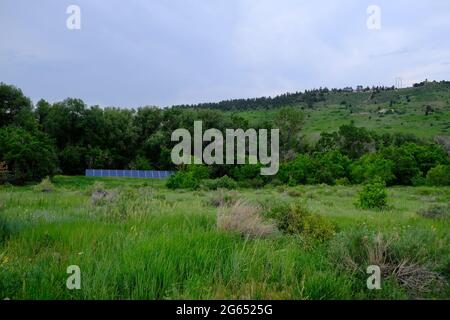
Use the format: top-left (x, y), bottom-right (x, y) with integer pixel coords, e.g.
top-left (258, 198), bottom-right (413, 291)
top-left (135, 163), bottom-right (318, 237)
top-left (1, 0), bottom-right (450, 108)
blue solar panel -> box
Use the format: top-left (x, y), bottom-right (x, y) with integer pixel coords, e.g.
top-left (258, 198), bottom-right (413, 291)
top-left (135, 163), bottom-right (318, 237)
top-left (85, 169), bottom-right (174, 179)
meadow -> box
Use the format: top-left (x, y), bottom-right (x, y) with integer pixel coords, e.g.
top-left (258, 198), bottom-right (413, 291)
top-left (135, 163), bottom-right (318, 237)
top-left (1, 176), bottom-right (449, 300)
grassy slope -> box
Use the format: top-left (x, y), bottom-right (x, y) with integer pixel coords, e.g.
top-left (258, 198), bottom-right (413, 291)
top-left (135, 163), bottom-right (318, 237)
top-left (1, 176), bottom-right (449, 299)
top-left (234, 82), bottom-right (450, 143)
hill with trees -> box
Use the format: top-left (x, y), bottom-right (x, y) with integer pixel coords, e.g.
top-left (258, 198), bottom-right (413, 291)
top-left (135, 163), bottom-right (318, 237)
top-left (0, 80), bottom-right (449, 185)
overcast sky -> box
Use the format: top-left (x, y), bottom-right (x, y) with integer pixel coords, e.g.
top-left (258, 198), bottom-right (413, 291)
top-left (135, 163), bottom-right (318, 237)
top-left (1, 0), bottom-right (450, 107)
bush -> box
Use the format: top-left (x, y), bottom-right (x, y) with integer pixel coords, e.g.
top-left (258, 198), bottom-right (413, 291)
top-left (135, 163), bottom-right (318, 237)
top-left (217, 200), bottom-right (276, 238)
top-left (208, 190), bottom-right (239, 207)
top-left (329, 229), bottom-right (446, 296)
top-left (33, 176), bottom-right (55, 193)
top-left (267, 202), bottom-right (336, 242)
top-left (230, 163), bottom-right (263, 181)
top-left (129, 155), bottom-right (152, 170)
top-left (166, 172), bottom-right (199, 190)
top-left (90, 181), bottom-right (117, 206)
top-left (411, 175), bottom-right (427, 186)
top-left (417, 204), bottom-right (450, 219)
top-left (202, 175), bottom-right (238, 190)
top-left (335, 177), bottom-right (351, 186)
top-left (426, 165), bottom-right (450, 186)
top-left (356, 178), bottom-right (387, 209)
top-left (166, 164), bottom-right (211, 190)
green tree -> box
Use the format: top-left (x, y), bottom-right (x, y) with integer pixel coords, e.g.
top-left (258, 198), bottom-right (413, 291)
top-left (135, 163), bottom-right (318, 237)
top-left (350, 153), bottom-right (395, 185)
top-left (0, 126), bottom-right (58, 183)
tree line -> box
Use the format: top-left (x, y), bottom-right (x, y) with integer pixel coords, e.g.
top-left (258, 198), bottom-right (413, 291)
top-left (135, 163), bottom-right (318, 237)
top-left (0, 82), bottom-right (449, 186)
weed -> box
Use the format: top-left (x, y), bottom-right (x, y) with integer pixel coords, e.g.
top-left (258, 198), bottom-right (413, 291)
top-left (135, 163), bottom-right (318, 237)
top-left (217, 200), bottom-right (277, 238)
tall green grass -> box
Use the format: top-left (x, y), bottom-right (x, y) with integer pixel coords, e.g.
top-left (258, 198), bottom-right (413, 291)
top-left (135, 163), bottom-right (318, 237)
top-left (0, 176), bottom-right (449, 299)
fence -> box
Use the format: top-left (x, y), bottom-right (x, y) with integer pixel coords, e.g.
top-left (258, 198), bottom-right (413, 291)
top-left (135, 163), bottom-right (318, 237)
top-left (85, 169), bottom-right (174, 179)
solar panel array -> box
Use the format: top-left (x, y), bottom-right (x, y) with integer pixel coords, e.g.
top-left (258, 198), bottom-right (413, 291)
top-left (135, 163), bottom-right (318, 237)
top-left (85, 169), bottom-right (174, 179)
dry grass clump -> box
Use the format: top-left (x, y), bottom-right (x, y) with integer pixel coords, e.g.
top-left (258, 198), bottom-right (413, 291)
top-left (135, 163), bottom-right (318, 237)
top-left (287, 189), bottom-right (302, 197)
top-left (34, 177), bottom-right (55, 193)
top-left (209, 189), bottom-right (239, 208)
top-left (417, 204), bottom-right (450, 219)
top-left (217, 200), bottom-right (277, 238)
top-left (91, 182), bottom-right (117, 205)
top-left (330, 231), bottom-right (446, 296)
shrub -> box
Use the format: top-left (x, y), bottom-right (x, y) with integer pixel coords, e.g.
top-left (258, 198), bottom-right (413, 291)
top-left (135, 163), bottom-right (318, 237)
top-left (186, 164), bottom-right (210, 180)
top-left (335, 177), bottom-right (351, 186)
top-left (166, 172), bottom-right (199, 190)
top-left (329, 229), bottom-right (446, 296)
top-left (426, 165), bottom-right (450, 186)
top-left (356, 178), bottom-right (387, 209)
top-left (230, 163), bottom-right (263, 181)
top-left (417, 204), bottom-right (450, 219)
top-left (33, 176), bottom-right (55, 193)
top-left (287, 189), bottom-right (302, 197)
top-left (129, 155), bottom-right (152, 170)
top-left (208, 190), bottom-right (239, 208)
top-left (91, 182), bottom-right (117, 206)
top-left (202, 175), bottom-right (238, 190)
top-left (411, 175), bottom-right (426, 186)
top-left (166, 164), bottom-right (211, 190)
top-left (267, 202), bottom-right (336, 242)
top-left (217, 200), bottom-right (276, 238)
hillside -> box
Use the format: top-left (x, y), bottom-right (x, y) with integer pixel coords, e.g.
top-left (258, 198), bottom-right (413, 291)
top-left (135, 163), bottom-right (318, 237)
top-left (225, 81), bottom-right (450, 142)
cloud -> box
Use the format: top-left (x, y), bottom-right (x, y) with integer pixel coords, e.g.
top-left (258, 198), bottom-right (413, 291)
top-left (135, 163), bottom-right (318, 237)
top-left (1, 0), bottom-right (450, 107)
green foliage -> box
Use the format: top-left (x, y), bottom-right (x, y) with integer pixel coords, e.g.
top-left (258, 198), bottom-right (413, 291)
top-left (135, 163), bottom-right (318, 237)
top-left (0, 161), bottom-right (9, 184)
top-left (129, 155), bottom-right (152, 170)
top-left (274, 107), bottom-right (305, 157)
top-left (267, 202), bottom-right (336, 242)
top-left (0, 126), bottom-right (58, 184)
top-left (317, 122), bottom-right (373, 159)
top-left (278, 154), bottom-right (314, 184)
top-left (380, 145), bottom-right (421, 185)
top-left (312, 150), bottom-right (351, 185)
top-left (426, 165), bottom-right (450, 186)
top-left (0, 82), bottom-right (449, 188)
top-left (202, 175), bottom-right (238, 190)
top-left (166, 171), bottom-right (199, 190)
top-left (230, 163), bottom-right (263, 181)
top-left (0, 83), bottom-right (35, 130)
top-left (278, 151), bottom-right (350, 185)
top-left (356, 178), bottom-right (388, 209)
top-left (335, 177), bottom-right (351, 186)
top-left (350, 153), bottom-right (395, 185)
top-left (166, 164), bottom-right (211, 190)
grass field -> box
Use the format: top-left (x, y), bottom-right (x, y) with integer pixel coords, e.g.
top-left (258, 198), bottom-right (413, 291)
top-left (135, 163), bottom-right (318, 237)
top-left (1, 176), bottom-right (449, 300)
